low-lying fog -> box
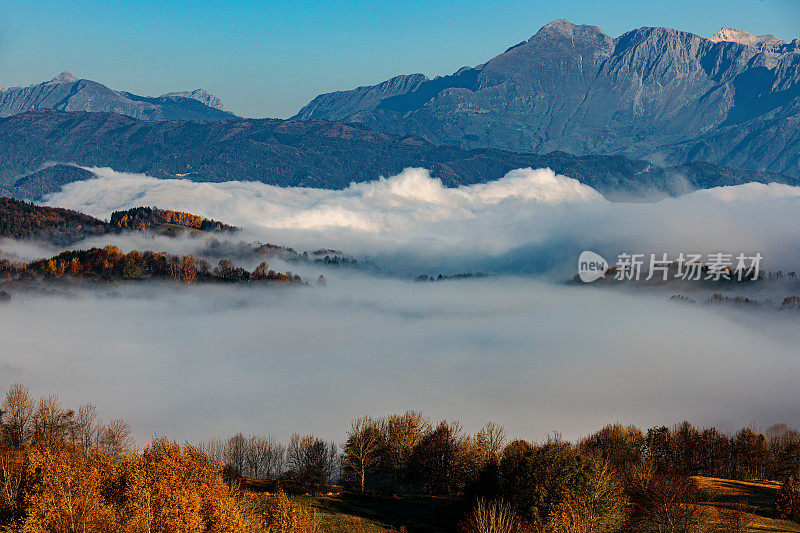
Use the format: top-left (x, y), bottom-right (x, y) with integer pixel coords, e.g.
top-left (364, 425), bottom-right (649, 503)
top-left (3, 274), bottom-right (800, 445)
top-left (2, 166), bottom-right (800, 444)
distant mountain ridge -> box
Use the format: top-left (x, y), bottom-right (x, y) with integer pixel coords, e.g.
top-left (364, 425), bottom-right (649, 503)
top-left (0, 72), bottom-right (235, 121)
top-left (294, 20), bottom-right (800, 177)
top-left (0, 110), bottom-right (796, 201)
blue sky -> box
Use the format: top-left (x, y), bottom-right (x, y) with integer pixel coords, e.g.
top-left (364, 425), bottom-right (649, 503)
top-left (1, 0), bottom-right (798, 118)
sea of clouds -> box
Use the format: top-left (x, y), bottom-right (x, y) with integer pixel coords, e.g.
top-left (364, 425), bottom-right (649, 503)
top-left (42, 166), bottom-right (800, 276)
top-left (1, 166), bottom-right (800, 445)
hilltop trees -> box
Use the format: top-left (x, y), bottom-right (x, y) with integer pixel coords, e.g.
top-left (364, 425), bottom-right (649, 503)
top-left (287, 434), bottom-right (339, 487)
top-left (409, 420), bottom-right (476, 496)
top-left (20, 439), bottom-right (247, 533)
top-left (22, 445), bottom-right (118, 533)
top-left (1, 247), bottom-right (304, 285)
top-left (97, 419), bottom-right (135, 457)
top-left (110, 206), bottom-right (236, 233)
top-left (376, 410), bottom-right (430, 494)
top-left (485, 437), bottom-right (627, 530)
top-left (579, 424), bottom-right (645, 476)
top-left (0, 197), bottom-right (108, 244)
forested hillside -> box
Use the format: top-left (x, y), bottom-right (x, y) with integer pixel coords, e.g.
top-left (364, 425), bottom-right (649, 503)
top-left (110, 206), bottom-right (236, 233)
top-left (0, 197), bottom-right (108, 244)
top-left (1, 110), bottom-right (795, 199)
top-left (0, 197), bottom-right (235, 243)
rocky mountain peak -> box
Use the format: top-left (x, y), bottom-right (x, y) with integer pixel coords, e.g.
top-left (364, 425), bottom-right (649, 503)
top-left (162, 88), bottom-right (227, 111)
top-left (292, 20), bottom-right (800, 179)
top-left (539, 19), bottom-right (576, 33)
top-left (49, 71), bottom-right (79, 84)
top-left (709, 27), bottom-right (785, 47)
top-left (532, 19), bottom-right (608, 41)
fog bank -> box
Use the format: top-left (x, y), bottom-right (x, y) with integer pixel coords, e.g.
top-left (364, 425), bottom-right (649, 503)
top-left (1, 273), bottom-right (798, 445)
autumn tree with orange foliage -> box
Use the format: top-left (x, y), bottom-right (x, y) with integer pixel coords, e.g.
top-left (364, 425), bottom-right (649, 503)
top-left (18, 440), bottom-right (247, 533)
top-left (0, 384), bottom-right (246, 533)
top-left (22, 445), bottom-right (118, 533)
top-left (124, 438), bottom-right (245, 533)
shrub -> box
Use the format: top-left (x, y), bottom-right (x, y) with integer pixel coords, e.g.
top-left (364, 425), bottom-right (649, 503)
top-left (777, 476), bottom-right (800, 522)
top-left (459, 498), bottom-right (529, 533)
top-left (625, 471), bottom-right (706, 533)
top-left (247, 490), bottom-right (317, 533)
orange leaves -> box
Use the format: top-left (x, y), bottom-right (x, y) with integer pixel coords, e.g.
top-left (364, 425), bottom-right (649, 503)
top-left (109, 206), bottom-right (235, 233)
top-left (126, 438), bottom-right (245, 533)
top-left (180, 256), bottom-right (198, 284)
top-left (239, 491), bottom-right (315, 533)
top-left (17, 438), bottom-right (245, 533)
top-left (68, 258), bottom-right (81, 277)
top-left (23, 445), bottom-right (118, 533)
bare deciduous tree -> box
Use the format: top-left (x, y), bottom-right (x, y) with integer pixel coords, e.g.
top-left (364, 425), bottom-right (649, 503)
top-left (74, 403), bottom-right (99, 451)
top-left (474, 422), bottom-right (507, 466)
top-left (244, 435), bottom-right (284, 479)
top-left (224, 433), bottom-right (247, 474)
top-left (198, 436), bottom-right (225, 465)
top-left (97, 418), bottom-right (134, 457)
top-left (262, 437), bottom-right (286, 479)
top-left (1, 383), bottom-right (34, 447)
top-left (288, 433), bottom-right (338, 486)
top-left (32, 395), bottom-right (73, 443)
top-left (341, 416), bottom-right (383, 494)
top-left (378, 410), bottom-right (430, 493)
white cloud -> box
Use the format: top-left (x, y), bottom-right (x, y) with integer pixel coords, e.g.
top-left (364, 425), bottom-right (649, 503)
top-left (42, 166), bottom-right (800, 276)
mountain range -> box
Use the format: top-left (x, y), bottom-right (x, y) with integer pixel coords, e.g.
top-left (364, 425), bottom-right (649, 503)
top-left (0, 110), bottom-right (794, 201)
top-left (1, 21), bottom-right (798, 199)
top-left (295, 20), bottom-right (800, 178)
top-left (0, 72), bottom-right (233, 121)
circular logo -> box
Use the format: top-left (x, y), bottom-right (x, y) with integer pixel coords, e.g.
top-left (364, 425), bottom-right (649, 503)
top-left (578, 251), bottom-right (608, 282)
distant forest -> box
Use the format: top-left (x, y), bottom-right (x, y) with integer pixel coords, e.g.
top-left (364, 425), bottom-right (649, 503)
top-left (0, 246), bottom-right (303, 285)
top-left (0, 197), bottom-right (235, 244)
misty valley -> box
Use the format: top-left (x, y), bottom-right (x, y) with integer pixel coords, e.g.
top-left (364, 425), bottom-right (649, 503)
top-left (3, 6), bottom-right (800, 532)
top-left (4, 165), bottom-right (800, 532)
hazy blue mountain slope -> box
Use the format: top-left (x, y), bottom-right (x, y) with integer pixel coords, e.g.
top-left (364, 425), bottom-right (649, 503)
top-left (0, 110), bottom-right (794, 200)
top-left (0, 72), bottom-right (235, 121)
